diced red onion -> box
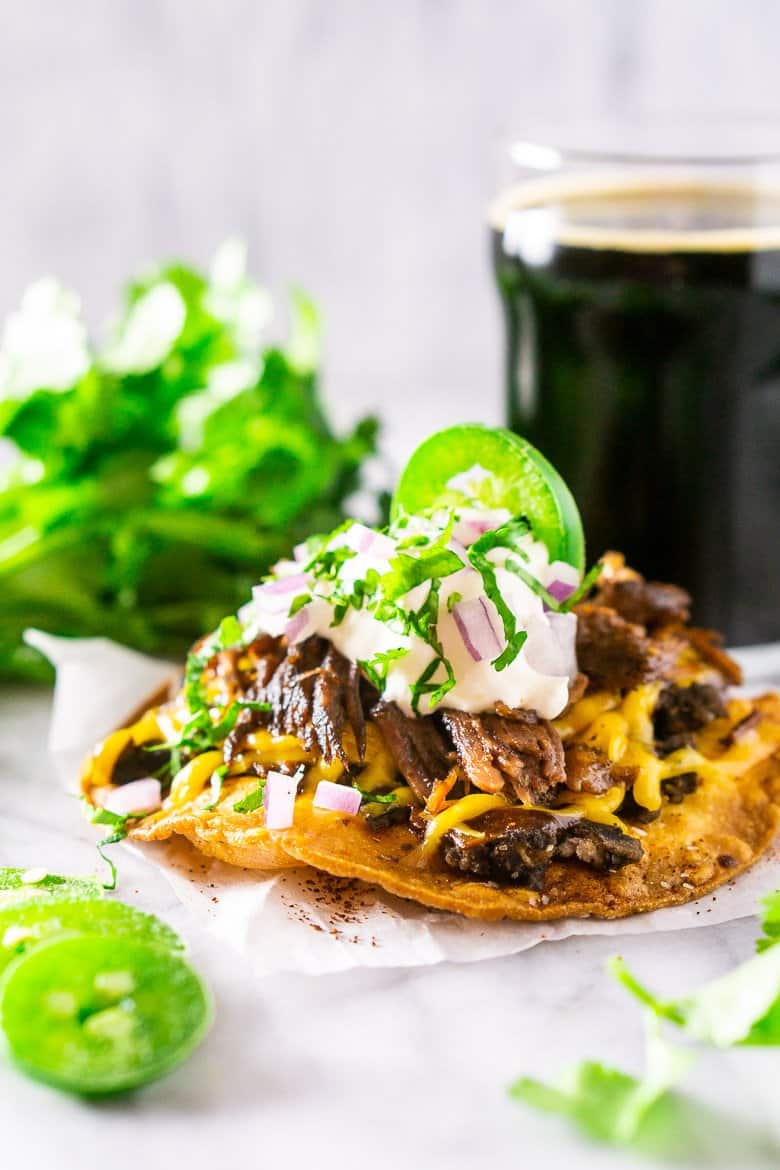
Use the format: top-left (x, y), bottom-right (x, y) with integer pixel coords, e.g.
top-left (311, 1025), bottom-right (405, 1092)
top-left (525, 612), bottom-right (577, 677)
top-left (549, 611), bottom-right (578, 678)
top-left (452, 597), bottom-right (503, 662)
top-left (547, 580), bottom-right (577, 617)
top-left (352, 524), bottom-right (395, 558)
top-left (285, 609), bottom-right (309, 643)
top-left (255, 573), bottom-right (309, 599)
top-left (313, 780), bottom-right (362, 816)
top-left (263, 770), bottom-right (299, 830)
top-left (104, 778), bottom-right (162, 817)
top-left (458, 519), bottom-right (491, 545)
top-left (547, 579), bottom-right (576, 604)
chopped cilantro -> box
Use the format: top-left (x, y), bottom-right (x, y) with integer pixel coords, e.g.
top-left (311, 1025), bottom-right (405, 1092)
top-left (381, 548), bottom-right (462, 602)
top-left (233, 779), bottom-right (266, 814)
top-left (358, 647), bottom-right (409, 693)
top-left (84, 806), bottom-right (131, 891)
top-left (351, 783), bottom-right (397, 805)
top-left (288, 593), bottom-right (312, 617)
top-left (467, 539), bottom-right (526, 671)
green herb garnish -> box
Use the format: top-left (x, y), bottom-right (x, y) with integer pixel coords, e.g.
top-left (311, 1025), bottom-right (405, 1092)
top-left (510, 1014), bottom-right (693, 1149)
top-left (351, 783), bottom-right (397, 805)
top-left (2, 243), bottom-right (378, 684)
top-left (609, 939), bottom-right (780, 1047)
top-left (233, 780), bottom-right (266, 814)
top-left (358, 647), bottom-right (409, 693)
top-left (467, 528), bottom-right (528, 671)
top-left (83, 806), bottom-right (132, 891)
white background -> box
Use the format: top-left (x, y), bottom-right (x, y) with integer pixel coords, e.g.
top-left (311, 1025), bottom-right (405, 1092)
top-left (0, 0), bottom-right (778, 458)
top-left (2, 8), bottom-right (780, 1167)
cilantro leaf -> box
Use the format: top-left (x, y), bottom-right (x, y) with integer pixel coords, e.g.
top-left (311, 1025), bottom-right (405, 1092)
top-left (233, 780), bottom-right (266, 814)
top-left (757, 889), bottom-right (780, 953)
top-left (510, 1014), bottom-right (694, 1148)
top-left (609, 943), bottom-right (780, 1047)
top-left (358, 647), bottom-right (409, 693)
top-left (381, 548), bottom-right (462, 602)
top-left (351, 783), bottom-right (397, 805)
top-left (0, 243), bottom-right (380, 684)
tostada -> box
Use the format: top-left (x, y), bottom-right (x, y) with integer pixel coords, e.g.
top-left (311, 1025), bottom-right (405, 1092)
top-left (81, 425), bottom-right (780, 920)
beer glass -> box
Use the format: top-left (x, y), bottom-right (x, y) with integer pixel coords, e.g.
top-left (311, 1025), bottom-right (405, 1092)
top-left (491, 125), bottom-right (780, 643)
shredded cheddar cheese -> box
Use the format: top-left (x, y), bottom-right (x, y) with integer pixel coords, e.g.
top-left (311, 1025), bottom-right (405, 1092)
top-left (420, 793), bottom-right (508, 858)
top-left (88, 661), bottom-right (777, 850)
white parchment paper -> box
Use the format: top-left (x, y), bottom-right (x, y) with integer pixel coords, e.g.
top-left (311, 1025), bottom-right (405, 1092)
top-left (27, 629), bottom-right (780, 975)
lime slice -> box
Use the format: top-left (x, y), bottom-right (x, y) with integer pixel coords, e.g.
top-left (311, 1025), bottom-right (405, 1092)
top-left (0, 867), bottom-right (103, 907)
top-left (0, 898), bottom-right (183, 978)
top-left (392, 424), bottom-right (585, 570)
top-left (0, 934), bottom-right (211, 1095)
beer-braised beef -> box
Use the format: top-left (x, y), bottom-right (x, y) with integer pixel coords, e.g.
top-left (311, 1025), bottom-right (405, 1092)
top-left (653, 683), bottom-right (726, 756)
top-left (370, 700), bottom-right (451, 803)
top-left (574, 603), bottom-right (677, 691)
top-left (591, 577), bottom-right (691, 631)
top-left (442, 807), bottom-right (642, 888)
top-left (440, 707), bottom-right (565, 804)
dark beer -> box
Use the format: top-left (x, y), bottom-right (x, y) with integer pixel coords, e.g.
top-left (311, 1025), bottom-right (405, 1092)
top-left (492, 177), bottom-right (780, 643)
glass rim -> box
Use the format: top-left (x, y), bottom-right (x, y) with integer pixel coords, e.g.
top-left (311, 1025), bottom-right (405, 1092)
top-left (508, 116), bottom-right (780, 170)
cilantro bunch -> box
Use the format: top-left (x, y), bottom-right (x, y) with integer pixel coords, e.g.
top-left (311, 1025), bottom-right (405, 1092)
top-left (0, 241), bottom-right (378, 681)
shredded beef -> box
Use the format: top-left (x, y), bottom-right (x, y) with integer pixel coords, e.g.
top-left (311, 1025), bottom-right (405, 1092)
top-left (592, 577), bottom-right (690, 630)
top-left (226, 636), bottom-right (367, 766)
top-left (311, 644), bottom-right (366, 766)
top-left (440, 707), bottom-right (565, 804)
top-left (442, 807), bottom-right (642, 888)
top-left (563, 743), bottom-right (636, 795)
top-left (620, 770), bottom-right (699, 823)
top-left (684, 628), bottom-right (743, 686)
top-left (223, 636), bottom-right (286, 761)
top-left (555, 819), bottom-right (643, 869)
top-left (662, 771), bottom-right (699, 803)
top-left (653, 683), bottom-right (726, 756)
top-left (370, 701), bottom-right (451, 802)
top-left (574, 603), bottom-right (678, 691)
top-left (112, 742), bottom-right (171, 786)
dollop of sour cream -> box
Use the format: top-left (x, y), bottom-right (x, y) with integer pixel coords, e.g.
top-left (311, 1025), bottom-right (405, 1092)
top-left (241, 503), bottom-right (581, 721)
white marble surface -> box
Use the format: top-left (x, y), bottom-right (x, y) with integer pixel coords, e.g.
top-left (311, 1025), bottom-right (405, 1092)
top-left (2, 686), bottom-right (780, 1170)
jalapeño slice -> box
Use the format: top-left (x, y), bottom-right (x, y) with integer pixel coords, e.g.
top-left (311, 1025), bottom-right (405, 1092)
top-left (0, 898), bottom-right (183, 977)
top-left (0, 867), bottom-right (103, 907)
top-left (0, 934), bottom-right (211, 1095)
top-left (391, 424), bottom-right (585, 570)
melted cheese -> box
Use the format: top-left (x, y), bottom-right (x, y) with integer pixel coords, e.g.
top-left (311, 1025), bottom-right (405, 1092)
top-left (168, 750), bottom-right (224, 807)
top-left (98, 670), bottom-right (777, 849)
top-left (84, 711), bottom-right (162, 789)
top-left (555, 785), bottom-right (628, 828)
top-left (420, 794), bottom-right (508, 858)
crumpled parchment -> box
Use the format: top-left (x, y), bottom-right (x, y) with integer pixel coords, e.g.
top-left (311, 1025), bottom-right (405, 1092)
top-left (27, 629), bottom-right (780, 975)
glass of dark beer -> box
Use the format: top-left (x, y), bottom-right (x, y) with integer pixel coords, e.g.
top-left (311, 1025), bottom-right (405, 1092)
top-left (491, 126), bottom-right (780, 644)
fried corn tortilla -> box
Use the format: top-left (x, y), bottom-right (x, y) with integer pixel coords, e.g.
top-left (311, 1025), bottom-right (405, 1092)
top-left (276, 700), bottom-right (780, 920)
top-left (83, 682), bottom-right (780, 921)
